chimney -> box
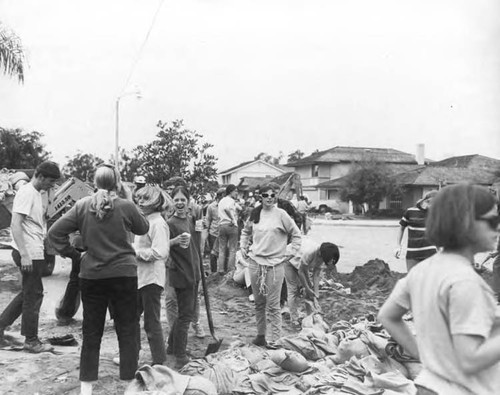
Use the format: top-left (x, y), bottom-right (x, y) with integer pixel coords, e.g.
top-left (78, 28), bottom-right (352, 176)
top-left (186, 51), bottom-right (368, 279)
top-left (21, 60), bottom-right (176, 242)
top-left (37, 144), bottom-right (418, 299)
top-left (416, 143), bottom-right (425, 165)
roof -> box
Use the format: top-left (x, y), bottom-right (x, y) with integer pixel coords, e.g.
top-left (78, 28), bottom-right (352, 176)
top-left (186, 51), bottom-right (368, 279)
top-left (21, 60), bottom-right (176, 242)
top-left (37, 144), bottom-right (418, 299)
top-left (218, 159), bottom-right (286, 175)
top-left (390, 166), bottom-right (498, 186)
top-left (287, 146), bottom-right (419, 166)
top-left (431, 154), bottom-right (500, 171)
top-left (316, 164), bottom-right (421, 188)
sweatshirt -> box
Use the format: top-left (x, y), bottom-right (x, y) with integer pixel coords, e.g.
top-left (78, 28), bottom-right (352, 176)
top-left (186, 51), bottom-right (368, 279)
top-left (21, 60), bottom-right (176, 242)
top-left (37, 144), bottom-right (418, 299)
top-left (48, 196), bottom-right (149, 279)
top-left (240, 206), bottom-right (301, 266)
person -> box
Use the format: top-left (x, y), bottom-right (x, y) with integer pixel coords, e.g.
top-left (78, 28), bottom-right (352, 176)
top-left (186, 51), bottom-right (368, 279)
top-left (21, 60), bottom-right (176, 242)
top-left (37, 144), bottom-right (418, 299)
top-left (395, 190), bottom-right (438, 271)
top-left (166, 186), bottom-right (201, 369)
top-left (285, 238), bottom-right (339, 329)
top-left (161, 177), bottom-right (205, 340)
top-left (132, 185), bottom-right (169, 366)
top-left (378, 184), bottom-right (500, 395)
top-left (48, 164), bottom-right (149, 395)
top-left (218, 184), bottom-right (239, 273)
top-left (240, 182), bottom-right (301, 346)
top-left (133, 175), bottom-right (146, 192)
top-left (0, 161), bottom-right (61, 353)
top-left (205, 188), bottom-right (225, 272)
top-left (233, 249), bottom-right (253, 301)
top-left (296, 196), bottom-right (310, 235)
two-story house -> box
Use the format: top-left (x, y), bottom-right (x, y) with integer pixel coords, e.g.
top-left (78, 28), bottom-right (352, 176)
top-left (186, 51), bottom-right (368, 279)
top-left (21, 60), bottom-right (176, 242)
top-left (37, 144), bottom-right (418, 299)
top-left (218, 159), bottom-right (287, 185)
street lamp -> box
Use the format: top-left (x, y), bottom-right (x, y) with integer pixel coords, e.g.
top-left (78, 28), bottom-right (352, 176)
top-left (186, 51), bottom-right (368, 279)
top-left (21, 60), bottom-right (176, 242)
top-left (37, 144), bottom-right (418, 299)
top-left (115, 87), bottom-right (142, 170)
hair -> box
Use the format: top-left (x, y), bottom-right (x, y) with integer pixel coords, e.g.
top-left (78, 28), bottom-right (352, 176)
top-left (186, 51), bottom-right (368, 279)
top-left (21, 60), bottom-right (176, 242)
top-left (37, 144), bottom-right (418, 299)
top-left (163, 176), bottom-right (187, 189)
top-left (226, 184), bottom-right (237, 195)
top-left (319, 242), bottom-right (340, 265)
top-left (90, 165), bottom-right (121, 220)
top-left (426, 184), bottom-right (498, 250)
top-left (260, 182), bottom-right (280, 194)
top-left (135, 185), bottom-right (167, 212)
top-left (216, 188), bottom-right (226, 199)
top-left (171, 185), bottom-right (190, 201)
top-left (35, 161), bottom-right (61, 179)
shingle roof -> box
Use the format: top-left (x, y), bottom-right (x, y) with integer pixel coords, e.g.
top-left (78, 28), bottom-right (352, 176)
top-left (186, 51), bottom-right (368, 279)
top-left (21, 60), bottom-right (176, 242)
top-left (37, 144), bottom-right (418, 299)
top-left (391, 166), bottom-right (497, 186)
top-left (287, 146), bottom-right (419, 166)
top-left (431, 154), bottom-right (500, 171)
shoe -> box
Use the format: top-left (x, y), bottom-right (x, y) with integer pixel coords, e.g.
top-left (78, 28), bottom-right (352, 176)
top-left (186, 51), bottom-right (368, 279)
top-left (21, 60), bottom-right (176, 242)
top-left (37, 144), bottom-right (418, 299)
top-left (24, 339), bottom-right (54, 353)
top-left (175, 355), bottom-right (191, 370)
top-left (192, 323), bottom-right (206, 339)
top-left (252, 335), bottom-right (267, 347)
top-left (248, 294), bottom-right (254, 302)
top-left (113, 356), bottom-right (120, 366)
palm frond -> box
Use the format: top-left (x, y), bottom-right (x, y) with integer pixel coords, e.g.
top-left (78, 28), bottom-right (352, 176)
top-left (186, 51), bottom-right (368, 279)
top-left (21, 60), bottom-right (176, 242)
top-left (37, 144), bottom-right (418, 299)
top-left (0, 23), bottom-right (25, 83)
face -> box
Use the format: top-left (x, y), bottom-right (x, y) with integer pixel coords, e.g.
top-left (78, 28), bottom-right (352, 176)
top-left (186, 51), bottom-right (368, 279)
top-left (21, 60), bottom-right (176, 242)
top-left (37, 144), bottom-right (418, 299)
top-left (136, 194), bottom-right (154, 215)
top-left (230, 189), bottom-right (238, 199)
top-left (165, 185), bottom-right (175, 196)
top-left (261, 189), bottom-right (276, 209)
top-left (172, 191), bottom-right (188, 217)
top-left (473, 206), bottom-right (500, 253)
top-left (420, 196), bottom-right (434, 210)
top-left (39, 176), bottom-right (58, 191)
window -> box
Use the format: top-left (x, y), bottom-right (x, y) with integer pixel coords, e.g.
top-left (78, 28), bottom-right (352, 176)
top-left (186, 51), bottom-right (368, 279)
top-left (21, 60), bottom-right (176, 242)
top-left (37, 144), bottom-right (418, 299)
top-left (311, 165), bottom-right (319, 177)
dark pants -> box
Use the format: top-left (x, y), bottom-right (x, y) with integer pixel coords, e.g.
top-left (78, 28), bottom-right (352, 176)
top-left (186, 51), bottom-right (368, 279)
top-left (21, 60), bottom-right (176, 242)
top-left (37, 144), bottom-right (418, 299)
top-left (79, 277), bottom-right (138, 381)
top-left (56, 256), bottom-right (81, 320)
top-left (167, 284), bottom-right (197, 359)
top-left (0, 250), bottom-right (44, 340)
top-left (136, 284), bottom-right (166, 365)
top-left (207, 234), bottom-right (218, 273)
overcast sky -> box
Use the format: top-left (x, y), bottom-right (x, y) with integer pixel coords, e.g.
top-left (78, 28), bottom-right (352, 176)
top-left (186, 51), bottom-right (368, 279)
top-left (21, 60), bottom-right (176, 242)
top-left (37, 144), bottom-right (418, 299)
top-left (1, 0), bottom-right (499, 171)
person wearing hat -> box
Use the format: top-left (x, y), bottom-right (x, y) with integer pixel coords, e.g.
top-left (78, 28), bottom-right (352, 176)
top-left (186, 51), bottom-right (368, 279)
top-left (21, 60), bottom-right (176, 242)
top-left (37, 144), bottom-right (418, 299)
top-left (395, 190), bottom-right (438, 271)
top-left (205, 187), bottom-right (225, 272)
top-left (284, 238), bottom-right (340, 330)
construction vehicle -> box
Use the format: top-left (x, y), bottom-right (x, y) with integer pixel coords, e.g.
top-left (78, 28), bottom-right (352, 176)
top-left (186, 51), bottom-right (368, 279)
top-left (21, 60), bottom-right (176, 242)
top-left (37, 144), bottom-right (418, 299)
top-left (0, 174), bottom-right (94, 276)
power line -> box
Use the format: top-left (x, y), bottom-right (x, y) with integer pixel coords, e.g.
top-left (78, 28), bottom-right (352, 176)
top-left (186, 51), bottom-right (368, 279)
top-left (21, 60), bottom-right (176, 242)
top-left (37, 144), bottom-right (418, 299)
top-left (120, 0), bottom-right (165, 95)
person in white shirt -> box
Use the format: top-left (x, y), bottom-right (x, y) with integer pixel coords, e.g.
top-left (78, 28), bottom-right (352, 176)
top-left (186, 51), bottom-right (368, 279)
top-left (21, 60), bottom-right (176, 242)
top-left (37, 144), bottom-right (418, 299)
top-left (217, 184), bottom-right (239, 273)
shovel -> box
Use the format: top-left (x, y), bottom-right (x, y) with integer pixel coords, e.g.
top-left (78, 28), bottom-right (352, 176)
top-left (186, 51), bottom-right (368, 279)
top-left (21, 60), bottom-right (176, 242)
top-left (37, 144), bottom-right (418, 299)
top-left (198, 247), bottom-right (223, 355)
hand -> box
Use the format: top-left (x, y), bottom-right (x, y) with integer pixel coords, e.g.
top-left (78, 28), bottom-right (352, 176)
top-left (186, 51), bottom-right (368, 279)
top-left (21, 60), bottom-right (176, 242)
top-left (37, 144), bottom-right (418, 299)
top-left (20, 254), bottom-right (33, 272)
top-left (240, 248), bottom-right (248, 259)
top-left (394, 247), bottom-right (402, 259)
top-left (305, 288), bottom-right (318, 300)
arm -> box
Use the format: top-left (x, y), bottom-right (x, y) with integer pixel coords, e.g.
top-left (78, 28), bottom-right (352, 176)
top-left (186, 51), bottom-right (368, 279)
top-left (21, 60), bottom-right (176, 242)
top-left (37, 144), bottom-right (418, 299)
top-left (395, 225), bottom-right (405, 258)
top-left (127, 202), bottom-right (150, 235)
top-left (47, 206), bottom-right (80, 260)
top-left (135, 218), bottom-right (170, 262)
top-left (11, 213), bottom-right (33, 271)
top-left (298, 263), bottom-right (317, 299)
top-left (452, 334), bottom-right (500, 374)
top-left (239, 220), bottom-right (253, 258)
top-left (377, 300), bottom-right (419, 359)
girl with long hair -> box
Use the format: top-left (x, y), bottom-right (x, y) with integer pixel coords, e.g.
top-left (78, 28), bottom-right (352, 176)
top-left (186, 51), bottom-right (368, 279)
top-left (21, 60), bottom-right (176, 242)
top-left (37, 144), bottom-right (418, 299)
top-left (48, 165), bottom-right (149, 395)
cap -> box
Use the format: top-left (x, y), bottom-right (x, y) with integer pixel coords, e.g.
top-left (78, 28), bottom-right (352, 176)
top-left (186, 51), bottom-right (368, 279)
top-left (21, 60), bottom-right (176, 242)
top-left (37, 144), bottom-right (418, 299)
top-left (134, 175), bottom-right (146, 184)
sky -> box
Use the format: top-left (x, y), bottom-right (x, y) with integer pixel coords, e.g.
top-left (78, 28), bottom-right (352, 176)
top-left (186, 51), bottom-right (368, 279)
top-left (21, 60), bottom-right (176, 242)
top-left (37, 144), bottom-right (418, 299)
top-left (1, 0), bottom-right (500, 172)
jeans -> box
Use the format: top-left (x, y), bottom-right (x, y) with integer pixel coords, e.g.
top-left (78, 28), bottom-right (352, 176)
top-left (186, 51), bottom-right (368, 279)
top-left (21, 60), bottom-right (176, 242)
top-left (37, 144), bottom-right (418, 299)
top-left (137, 284), bottom-right (166, 365)
top-left (0, 250), bottom-right (44, 340)
top-left (218, 224), bottom-right (238, 272)
top-left (56, 256), bottom-right (81, 320)
top-left (165, 272), bottom-right (201, 333)
top-left (79, 277), bottom-right (138, 381)
top-left (167, 284), bottom-right (197, 358)
top-left (208, 234), bottom-right (218, 273)
top-left (284, 261), bottom-right (301, 321)
top-left (248, 259), bottom-right (285, 342)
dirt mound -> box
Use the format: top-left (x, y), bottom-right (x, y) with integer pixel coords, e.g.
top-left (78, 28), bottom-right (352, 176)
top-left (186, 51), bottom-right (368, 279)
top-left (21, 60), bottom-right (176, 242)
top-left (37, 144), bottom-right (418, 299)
top-left (340, 259), bottom-right (404, 294)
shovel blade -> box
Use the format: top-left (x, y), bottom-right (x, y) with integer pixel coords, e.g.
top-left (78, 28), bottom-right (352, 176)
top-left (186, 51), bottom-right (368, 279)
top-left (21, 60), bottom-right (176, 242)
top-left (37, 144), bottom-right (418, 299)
top-left (205, 338), bottom-right (223, 356)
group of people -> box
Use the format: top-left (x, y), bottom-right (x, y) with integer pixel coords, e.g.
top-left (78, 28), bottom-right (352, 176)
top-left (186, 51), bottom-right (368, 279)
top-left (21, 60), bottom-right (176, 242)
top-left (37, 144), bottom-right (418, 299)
top-left (0, 164), bottom-right (340, 395)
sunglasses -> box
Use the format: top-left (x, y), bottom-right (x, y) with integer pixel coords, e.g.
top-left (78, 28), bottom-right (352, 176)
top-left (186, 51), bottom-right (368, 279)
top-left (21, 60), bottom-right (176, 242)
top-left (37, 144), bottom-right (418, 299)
top-left (261, 193), bottom-right (276, 198)
top-left (477, 215), bottom-right (500, 230)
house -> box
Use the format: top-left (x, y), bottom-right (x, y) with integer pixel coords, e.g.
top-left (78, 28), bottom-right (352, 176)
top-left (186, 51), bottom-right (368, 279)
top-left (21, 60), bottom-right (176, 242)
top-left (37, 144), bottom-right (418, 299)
top-left (218, 159), bottom-right (286, 185)
top-left (286, 146), bottom-right (424, 202)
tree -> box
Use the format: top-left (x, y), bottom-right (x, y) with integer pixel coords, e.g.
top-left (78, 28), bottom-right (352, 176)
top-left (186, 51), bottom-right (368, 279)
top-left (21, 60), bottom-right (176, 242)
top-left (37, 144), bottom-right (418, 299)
top-left (254, 152), bottom-right (282, 165)
top-left (287, 149), bottom-right (305, 163)
top-left (0, 128), bottom-right (50, 168)
top-left (118, 149), bottom-right (142, 182)
top-left (134, 120), bottom-right (218, 196)
top-left (340, 159), bottom-right (401, 213)
top-left (63, 152), bottom-right (104, 182)
top-left (0, 23), bottom-right (25, 83)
